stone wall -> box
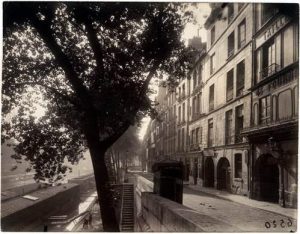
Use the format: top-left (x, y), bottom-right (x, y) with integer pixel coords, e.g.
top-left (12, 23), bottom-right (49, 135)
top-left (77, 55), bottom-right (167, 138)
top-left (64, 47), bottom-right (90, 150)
top-left (138, 192), bottom-right (236, 232)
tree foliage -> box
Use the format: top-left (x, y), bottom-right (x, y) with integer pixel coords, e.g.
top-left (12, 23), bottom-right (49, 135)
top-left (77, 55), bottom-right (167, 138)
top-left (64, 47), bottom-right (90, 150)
top-left (2, 2), bottom-right (195, 230)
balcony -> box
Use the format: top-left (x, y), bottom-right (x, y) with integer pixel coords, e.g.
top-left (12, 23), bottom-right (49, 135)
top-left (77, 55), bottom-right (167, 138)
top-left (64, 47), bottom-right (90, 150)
top-left (241, 115), bottom-right (298, 139)
top-left (260, 63), bottom-right (281, 80)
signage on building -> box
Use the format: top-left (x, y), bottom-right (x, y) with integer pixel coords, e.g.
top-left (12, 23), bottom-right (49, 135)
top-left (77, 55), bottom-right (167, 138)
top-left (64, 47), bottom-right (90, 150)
top-left (256, 15), bottom-right (290, 48)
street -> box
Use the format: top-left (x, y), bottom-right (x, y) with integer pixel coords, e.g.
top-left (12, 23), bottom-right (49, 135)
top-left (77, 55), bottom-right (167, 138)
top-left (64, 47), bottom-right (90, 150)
top-left (183, 187), bottom-right (297, 232)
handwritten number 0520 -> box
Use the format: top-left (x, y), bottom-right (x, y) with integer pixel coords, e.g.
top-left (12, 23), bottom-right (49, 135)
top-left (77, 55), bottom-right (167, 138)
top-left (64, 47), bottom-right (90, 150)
top-left (265, 219), bottom-right (293, 229)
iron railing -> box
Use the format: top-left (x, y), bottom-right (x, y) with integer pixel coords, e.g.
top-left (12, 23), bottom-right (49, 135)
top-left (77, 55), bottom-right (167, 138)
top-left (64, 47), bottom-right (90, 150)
top-left (260, 63), bottom-right (281, 80)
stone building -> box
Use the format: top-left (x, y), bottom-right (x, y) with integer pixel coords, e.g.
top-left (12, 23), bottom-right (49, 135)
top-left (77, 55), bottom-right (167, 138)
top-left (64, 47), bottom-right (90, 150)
top-left (141, 3), bottom-right (298, 206)
top-left (242, 3), bottom-right (298, 207)
top-left (193, 3), bottom-right (253, 196)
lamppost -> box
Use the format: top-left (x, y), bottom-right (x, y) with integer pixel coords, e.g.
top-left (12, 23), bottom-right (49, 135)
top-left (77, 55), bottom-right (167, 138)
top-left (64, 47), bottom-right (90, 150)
top-left (267, 137), bottom-right (285, 208)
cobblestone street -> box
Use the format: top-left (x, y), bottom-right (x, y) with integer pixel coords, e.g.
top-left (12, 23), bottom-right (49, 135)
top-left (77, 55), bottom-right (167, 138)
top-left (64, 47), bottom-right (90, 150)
top-left (183, 187), bottom-right (297, 232)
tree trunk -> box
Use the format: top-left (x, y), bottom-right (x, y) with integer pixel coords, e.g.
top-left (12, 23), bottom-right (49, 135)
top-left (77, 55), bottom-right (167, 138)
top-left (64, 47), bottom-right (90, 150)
top-left (89, 146), bottom-right (120, 232)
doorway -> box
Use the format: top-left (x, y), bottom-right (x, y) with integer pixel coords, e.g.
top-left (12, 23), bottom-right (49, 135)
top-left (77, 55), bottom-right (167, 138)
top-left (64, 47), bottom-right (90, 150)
top-left (217, 157), bottom-right (231, 191)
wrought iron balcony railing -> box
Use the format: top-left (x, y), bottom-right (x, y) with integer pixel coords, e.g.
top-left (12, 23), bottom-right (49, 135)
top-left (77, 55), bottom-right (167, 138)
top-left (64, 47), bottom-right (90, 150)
top-left (260, 63), bottom-right (281, 80)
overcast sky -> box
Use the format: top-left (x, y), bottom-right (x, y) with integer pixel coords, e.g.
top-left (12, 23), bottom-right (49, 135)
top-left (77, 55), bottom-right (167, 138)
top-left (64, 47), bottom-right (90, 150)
top-left (138, 3), bottom-right (211, 140)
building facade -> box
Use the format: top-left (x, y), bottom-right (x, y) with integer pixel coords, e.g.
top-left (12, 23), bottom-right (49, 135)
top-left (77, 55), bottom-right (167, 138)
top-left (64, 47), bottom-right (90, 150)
top-left (141, 3), bottom-right (298, 207)
top-left (242, 3), bottom-right (298, 207)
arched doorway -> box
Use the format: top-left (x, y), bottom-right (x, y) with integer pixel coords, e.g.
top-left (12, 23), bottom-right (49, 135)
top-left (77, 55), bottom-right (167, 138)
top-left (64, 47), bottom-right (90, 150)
top-left (254, 154), bottom-right (279, 203)
top-left (217, 157), bottom-right (231, 191)
top-left (204, 157), bottom-right (214, 187)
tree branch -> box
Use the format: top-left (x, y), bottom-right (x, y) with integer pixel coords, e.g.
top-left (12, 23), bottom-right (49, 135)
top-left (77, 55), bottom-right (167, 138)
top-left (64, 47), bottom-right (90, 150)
top-left (30, 16), bottom-right (94, 110)
top-left (81, 18), bottom-right (105, 90)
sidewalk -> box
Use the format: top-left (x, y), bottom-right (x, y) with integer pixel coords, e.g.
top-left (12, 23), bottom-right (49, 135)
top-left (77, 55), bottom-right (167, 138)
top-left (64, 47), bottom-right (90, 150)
top-left (187, 184), bottom-right (297, 219)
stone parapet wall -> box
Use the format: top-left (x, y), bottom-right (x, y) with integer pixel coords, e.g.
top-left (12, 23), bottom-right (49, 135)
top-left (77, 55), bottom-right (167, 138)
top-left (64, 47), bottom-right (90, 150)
top-left (139, 192), bottom-right (237, 232)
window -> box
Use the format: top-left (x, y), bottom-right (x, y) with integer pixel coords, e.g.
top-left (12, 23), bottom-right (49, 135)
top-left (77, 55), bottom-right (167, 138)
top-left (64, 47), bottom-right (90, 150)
top-left (260, 39), bottom-right (279, 80)
top-left (226, 69), bottom-right (234, 102)
top-left (278, 90), bottom-right (292, 120)
top-left (197, 93), bottom-right (202, 114)
top-left (182, 84), bottom-right (185, 98)
top-left (178, 87), bottom-right (181, 100)
top-left (210, 53), bottom-right (216, 74)
top-left (198, 65), bottom-right (203, 85)
top-left (238, 19), bottom-right (246, 49)
top-left (209, 84), bottom-right (215, 111)
top-left (225, 110), bottom-right (233, 145)
top-left (259, 96), bottom-right (271, 124)
top-left (228, 31), bottom-right (235, 58)
top-left (211, 26), bottom-right (215, 45)
top-left (192, 97), bottom-right (196, 117)
top-left (235, 105), bottom-right (244, 143)
top-left (208, 119), bottom-right (213, 147)
top-left (182, 103), bottom-right (185, 122)
top-left (199, 127), bottom-right (203, 144)
top-left (234, 154), bottom-right (242, 178)
top-left (261, 3), bottom-right (278, 25)
top-left (178, 106), bottom-right (181, 123)
top-left (195, 128), bottom-right (199, 146)
top-left (193, 70), bottom-right (197, 89)
top-left (236, 60), bottom-right (245, 97)
top-left (228, 3), bottom-right (234, 23)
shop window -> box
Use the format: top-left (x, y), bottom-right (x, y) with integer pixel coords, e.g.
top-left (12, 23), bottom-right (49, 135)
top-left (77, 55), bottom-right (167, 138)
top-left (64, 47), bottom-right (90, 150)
top-left (226, 69), bottom-right (234, 102)
top-left (211, 26), bottom-right (215, 45)
top-left (225, 110), bottom-right (233, 145)
top-left (259, 96), bottom-right (271, 124)
top-left (208, 119), bottom-right (214, 147)
top-left (228, 31), bottom-right (235, 58)
top-left (209, 84), bottom-right (215, 111)
top-left (236, 60), bottom-right (245, 97)
top-left (238, 19), bottom-right (246, 49)
top-left (234, 154), bottom-right (242, 178)
top-left (235, 105), bottom-right (244, 143)
top-left (278, 90), bottom-right (292, 120)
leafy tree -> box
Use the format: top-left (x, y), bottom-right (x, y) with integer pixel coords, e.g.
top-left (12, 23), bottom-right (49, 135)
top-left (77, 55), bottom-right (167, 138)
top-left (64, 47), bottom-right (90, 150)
top-left (2, 2), bottom-right (194, 231)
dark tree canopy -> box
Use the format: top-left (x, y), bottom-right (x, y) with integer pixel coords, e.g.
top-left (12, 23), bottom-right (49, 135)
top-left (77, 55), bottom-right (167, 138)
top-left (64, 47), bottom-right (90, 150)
top-left (2, 2), bottom-right (195, 230)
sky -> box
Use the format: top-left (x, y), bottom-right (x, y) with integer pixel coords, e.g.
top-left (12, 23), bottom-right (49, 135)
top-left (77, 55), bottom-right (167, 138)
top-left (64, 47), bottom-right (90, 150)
top-left (137, 3), bottom-right (211, 140)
